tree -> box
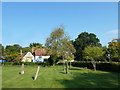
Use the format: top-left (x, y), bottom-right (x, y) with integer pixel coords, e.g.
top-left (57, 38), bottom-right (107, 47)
top-left (66, 56), bottom-right (74, 68)
top-left (83, 46), bottom-right (104, 71)
top-left (107, 39), bottom-right (120, 62)
top-left (45, 26), bottom-right (76, 66)
top-left (74, 32), bottom-right (101, 61)
top-left (0, 44), bottom-right (4, 57)
top-left (22, 47), bottom-right (31, 54)
top-left (102, 46), bottom-right (110, 61)
top-left (5, 44), bottom-right (22, 61)
top-left (29, 43), bottom-right (43, 48)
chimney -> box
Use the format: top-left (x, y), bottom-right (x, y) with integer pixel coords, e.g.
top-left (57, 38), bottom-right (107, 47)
top-left (20, 49), bottom-right (22, 56)
top-left (32, 47), bottom-right (34, 53)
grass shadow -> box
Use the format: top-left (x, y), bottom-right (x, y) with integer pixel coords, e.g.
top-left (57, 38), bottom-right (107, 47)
top-left (69, 68), bottom-right (82, 70)
top-left (58, 71), bottom-right (119, 88)
top-left (59, 71), bottom-right (66, 74)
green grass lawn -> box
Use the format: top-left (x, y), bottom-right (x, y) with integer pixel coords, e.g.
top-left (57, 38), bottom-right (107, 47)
top-left (2, 65), bottom-right (119, 88)
top-left (0, 66), bottom-right (2, 89)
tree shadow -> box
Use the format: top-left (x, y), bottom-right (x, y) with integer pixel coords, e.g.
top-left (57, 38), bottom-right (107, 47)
top-left (59, 71), bottom-right (66, 74)
top-left (58, 71), bottom-right (119, 88)
top-left (32, 76), bottom-right (34, 80)
top-left (69, 68), bottom-right (82, 70)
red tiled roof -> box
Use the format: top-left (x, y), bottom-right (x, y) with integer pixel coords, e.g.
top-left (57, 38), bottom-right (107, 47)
top-left (35, 49), bottom-right (46, 56)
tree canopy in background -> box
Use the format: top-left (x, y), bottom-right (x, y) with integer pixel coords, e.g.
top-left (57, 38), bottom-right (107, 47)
top-left (5, 44), bottom-right (22, 61)
top-left (0, 44), bottom-right (4, 57)
top-left (29, 43), bottom-right (43, 48)
top-left (74, 32), bottom-right (101, 61)
top-left (107, 39), bottom-right (120, 62)
top-left (1, 29), bottom-right (119, 63)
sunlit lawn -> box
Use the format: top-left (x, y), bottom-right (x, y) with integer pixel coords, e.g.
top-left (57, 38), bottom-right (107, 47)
top-left (2, 65), bottom-right (119, 88)
top-left (0, 66), bottom-right (2, 89)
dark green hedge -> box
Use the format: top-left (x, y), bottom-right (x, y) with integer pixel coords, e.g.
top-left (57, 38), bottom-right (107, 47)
top-left (71, 62), bottom-right (120, 72)
top-left (3, 62), bottom-right (49, 67)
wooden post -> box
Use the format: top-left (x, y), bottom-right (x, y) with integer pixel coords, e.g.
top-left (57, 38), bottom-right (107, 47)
top-left (34, 66), bottom-right (40, 80)
top-left (20, 63), bottom-right (24, 74)
top-left (20, 49), bottom-right (24, 74)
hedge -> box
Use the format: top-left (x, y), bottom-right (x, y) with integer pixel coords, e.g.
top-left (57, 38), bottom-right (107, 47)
top-left (3, 62), bottom-right (49, 67)
top-left (71, 62), bottom-right (120, 72)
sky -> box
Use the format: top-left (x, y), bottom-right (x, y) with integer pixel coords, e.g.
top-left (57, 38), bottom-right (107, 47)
top-left (2, 2), bottom-right (118, 47)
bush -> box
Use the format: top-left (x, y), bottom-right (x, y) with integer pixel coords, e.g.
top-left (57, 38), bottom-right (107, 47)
top-left (72, 61), bottom-right (120, 72)
top-left (3, 61), bottom-right (49, 66)
top-left (96, 62), bottom-right (119, 72)
top-left (4, 62), bottom-right (14, 65)
top-left (48, 54), bottom-right (59, 65)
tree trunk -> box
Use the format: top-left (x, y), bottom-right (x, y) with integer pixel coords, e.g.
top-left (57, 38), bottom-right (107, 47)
top-left (53, 63), bottom-right (55, 66)
top-left (63, 57), bottom-right (65, 71)
top-left (63, 62), bottom-right (65, 71)
top-left (69, 62), bottom-right (71, 69)
top-left (92, 61), bottom-right (96, 71)
top-left (66, 62), bottom-right (69, 74)
top-left (53, 60), bottom-right (56, 66)
top-left (20, 63), bottom-right (24, 74)
top-left (34, 66), bottom-right (40, 80)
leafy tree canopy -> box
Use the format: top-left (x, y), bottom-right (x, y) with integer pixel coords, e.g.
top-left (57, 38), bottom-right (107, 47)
top-left (29, 43), bottom-right (43, 48)
top-left (5, 44), bottom-right (22, 61)
top-left (83, 46), bottom-right (104, 60)
top-left (83, 46), bottom-right (104, 71)
top-left (0, 44), bottom-right (4, 56)
top-left (107, 39), bottom-right (120, 62)
top-left (74, 32), bottom-right (101, 61)
top-left (45, 26), bottom-right (76, 65)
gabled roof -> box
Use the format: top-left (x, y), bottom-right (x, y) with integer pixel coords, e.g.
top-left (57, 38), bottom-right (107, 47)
top-left (35, 49), bottom-right (46, 56)
top-left (23, 52), bottom-right (34, 58)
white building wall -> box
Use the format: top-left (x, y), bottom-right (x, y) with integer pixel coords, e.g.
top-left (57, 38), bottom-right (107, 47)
top-left (34, 56), bottom-right (44, 62)
top-left (34, 56), bottom-right (50, 62)
top-left (21, 52), bottom-right (34, 62)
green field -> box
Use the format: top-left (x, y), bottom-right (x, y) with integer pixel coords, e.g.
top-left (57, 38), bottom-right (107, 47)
top-left (2, 65), bottom-right (119, 88)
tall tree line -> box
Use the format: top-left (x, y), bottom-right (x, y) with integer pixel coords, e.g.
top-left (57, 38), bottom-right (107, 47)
top-left (0, 29), bottom-right (119, 63)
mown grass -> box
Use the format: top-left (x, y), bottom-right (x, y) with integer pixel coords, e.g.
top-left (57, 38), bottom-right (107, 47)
top-left (0, 66), bottom-right (2, 89)
top-left (2, 65), bottom-right (119, 88)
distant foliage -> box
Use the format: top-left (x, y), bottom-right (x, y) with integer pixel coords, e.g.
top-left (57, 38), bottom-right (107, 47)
top-left (0, 44), bottom-right (4, 56)
top-left (74, 32), bottom-right (101, 61)
top-left (107, 39), bottom-right (120, 62)
top-left (5, 44), bottom-right (22, 61)
top-left (29, 43), bottom-right (43, 48)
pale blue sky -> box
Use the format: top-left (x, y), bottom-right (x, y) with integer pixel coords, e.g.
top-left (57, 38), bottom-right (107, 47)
top-left (2, 2), bottom-right (118, 47)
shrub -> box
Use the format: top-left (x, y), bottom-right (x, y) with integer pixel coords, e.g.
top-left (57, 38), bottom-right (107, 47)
top-left (72, 61), bottom-right (120, 72)
top-left (4, 62), bottom-right (14, 65)
top-left (3, 61), bottom-right (49, 66)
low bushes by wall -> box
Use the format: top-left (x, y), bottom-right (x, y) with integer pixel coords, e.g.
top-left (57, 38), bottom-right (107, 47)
top-left (71, 62), bottom-right (120, 72)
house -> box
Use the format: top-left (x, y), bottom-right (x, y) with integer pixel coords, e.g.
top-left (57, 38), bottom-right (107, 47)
top-left (34, 49), bottom-right (50, 62)
top-left (22, 52), bottom-right (34, 62)
top-left (21, 49), bottom-right (50, 62)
